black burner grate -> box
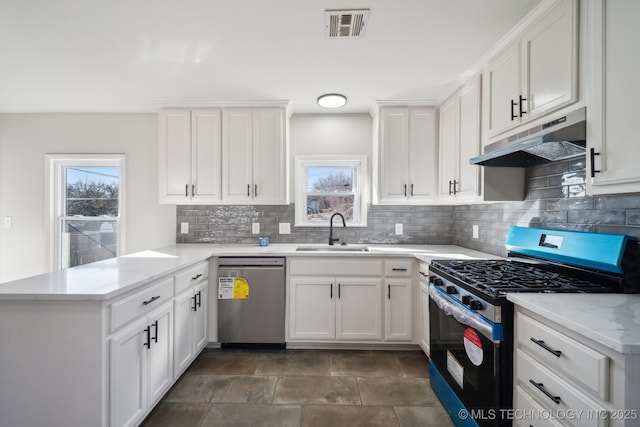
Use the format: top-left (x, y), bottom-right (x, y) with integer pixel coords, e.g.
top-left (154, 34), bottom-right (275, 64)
top-left (432, 259), bottom-right (613, 298)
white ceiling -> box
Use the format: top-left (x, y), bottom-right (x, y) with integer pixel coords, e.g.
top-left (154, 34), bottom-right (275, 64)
top-left (0, 0), bottom-right (541, 114)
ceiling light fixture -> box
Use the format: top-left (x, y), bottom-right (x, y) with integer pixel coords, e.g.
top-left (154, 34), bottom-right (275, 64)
top-left (317, 93), bottom-right (347, 108)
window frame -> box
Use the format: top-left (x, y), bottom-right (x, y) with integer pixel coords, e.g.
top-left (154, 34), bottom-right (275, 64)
top-left (45, 154), bottom-right (126, 271)
top-left (294, 155), bottom-right (368, 227)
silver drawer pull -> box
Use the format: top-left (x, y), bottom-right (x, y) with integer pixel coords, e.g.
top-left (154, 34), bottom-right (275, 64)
top-left (530, 338), bottom-right (562, 357)
top-left (419, 271), bottom-right (428, 277)
top-left (142, 295), bottom-right (160, 306)
top-left (392, 268), bottom-right (408, 272)
top-left (529, 379), bottom-right (561, 404)
top-left (191, 273), bottom-right (203, 281)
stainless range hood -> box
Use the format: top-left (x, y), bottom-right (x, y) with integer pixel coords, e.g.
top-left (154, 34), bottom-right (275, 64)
top-left (470, 108), bottom-right (586, 167)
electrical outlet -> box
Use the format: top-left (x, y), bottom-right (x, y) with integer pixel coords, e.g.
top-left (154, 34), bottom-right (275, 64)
top-left (395, 223), bottom-right (403, 235)
top-left (279, 222), bottom-right (291, 234)
top-left (180, 222), bottom-right (189, 234)
top-left (473, 224), bottom-right (479, 239)
top-left (252, 223), bottom-right (260, 234)
top-left (3, 216), bottom-right (12, 229)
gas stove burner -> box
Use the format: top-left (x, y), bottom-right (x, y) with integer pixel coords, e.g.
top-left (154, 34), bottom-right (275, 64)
top-left (430, 259), bottom-right (614, 297)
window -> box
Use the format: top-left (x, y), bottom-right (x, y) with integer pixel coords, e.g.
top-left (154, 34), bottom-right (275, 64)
top-left (46, 155), bottom-right (125, 270)
top-left (295, 155), bottom-right (367, 226)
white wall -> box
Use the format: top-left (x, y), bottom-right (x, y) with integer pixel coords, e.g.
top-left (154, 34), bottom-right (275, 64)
top-left (0, 113), bottom-right (176, 283)
top-left (289, 113), bottom-right (372, 199)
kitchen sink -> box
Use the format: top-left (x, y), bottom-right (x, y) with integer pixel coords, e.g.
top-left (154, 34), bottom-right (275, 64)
top-left (295, 245), bottom-right (370, 252)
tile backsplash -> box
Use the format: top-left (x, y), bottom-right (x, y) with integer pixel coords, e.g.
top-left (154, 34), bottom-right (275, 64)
top-left (176, 157), bottom-right (640, 257)
top-left (176, 204), bottom-right (454, 245)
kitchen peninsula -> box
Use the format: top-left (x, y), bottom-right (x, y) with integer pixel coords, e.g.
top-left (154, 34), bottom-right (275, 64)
top-left (0, 243), bottom-right (494, 427)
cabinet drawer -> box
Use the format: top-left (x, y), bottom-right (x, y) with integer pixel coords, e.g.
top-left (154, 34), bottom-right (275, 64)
top-left (517, 312), bottom-right (609, 400)
top-left (516, 350), bottom-right (608, 427)
top-left (175, 261), bottom-right (209, 295)
top-left (289, 258), bottom-right (383, 276)
top-left (384, 260), bottom-right (413, 276)
top-left (514, 385), bottom-right (563, 427)
top-left (111, 278), bottom-right (174, 332)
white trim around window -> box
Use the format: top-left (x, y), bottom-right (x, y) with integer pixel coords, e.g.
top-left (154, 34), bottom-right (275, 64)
top-left (45, 154), bottom-right (126, 271)
top-left (295, 155), bottom-right (368, 227)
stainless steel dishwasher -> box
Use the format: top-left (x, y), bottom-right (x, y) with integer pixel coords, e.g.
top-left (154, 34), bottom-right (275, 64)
top-left (217, 257), bottom-right (286, 347)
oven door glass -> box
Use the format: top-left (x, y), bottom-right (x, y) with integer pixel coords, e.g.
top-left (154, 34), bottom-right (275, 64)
top-left (429, 287), bottom-right (504, 426)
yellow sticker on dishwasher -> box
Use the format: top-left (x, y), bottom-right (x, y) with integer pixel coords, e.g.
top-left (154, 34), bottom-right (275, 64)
top-left (233, 277), bottom-right (249, 299)
top-left (218, 277), bottom-right (250, 299)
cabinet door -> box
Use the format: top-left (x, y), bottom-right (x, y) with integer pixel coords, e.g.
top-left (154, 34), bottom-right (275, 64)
top-left (407, 107), bottom-right (437, 202)
top-left (485, 41), bottom-right (521, 139)
top-left (457, 76), bottom-right (481, 200)
top-left (378, 107), bottom-right (409, 203)
top-left (438, 95), bottom-right (459, 200)
top-left (253, 108), bottom-right (286, 203)
top-left (147, 304), bottom-right (173, 406)
top-left (289, 277), bottom-right (335, 340)
top-left (159, 109), bottom-right (191, 203)
top-left (193, 284), bottom-right (208, 352)
top-left (173, 289), bottom-right (195, 376)
top-left (384, 279), bottom-right (412, 341)
top-left (222, 108), bottom-right (254, 202)
top-left (522, 0), bottom-right (577, 121)
top-left (419, 281), bottom-right (430, 356)
top-left (191, 109), bottom-right (222, 202)
top-left (335, 277), bottom-right (382, 341)
top-left (587, 0), bottom-right (640, 194)
top-left (110, 317), bottom-right (148, 427)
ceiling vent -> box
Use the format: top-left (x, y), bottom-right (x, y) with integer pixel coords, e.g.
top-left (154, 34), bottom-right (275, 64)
top-left (324, 9), bottom-right (370, 39)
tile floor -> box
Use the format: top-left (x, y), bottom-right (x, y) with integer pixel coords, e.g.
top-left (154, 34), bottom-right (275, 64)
top-left (141, 348), bottom-right (455, 427)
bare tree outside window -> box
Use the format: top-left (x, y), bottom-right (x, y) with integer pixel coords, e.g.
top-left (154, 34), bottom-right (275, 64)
top-left (306, 167), bottom-right (355, 221)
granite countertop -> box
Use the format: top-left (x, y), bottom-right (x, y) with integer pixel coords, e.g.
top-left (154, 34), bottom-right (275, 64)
top-left (0, 243), bottom-right (497, 301)
top-left (507, 293), bottom-right (640, 355)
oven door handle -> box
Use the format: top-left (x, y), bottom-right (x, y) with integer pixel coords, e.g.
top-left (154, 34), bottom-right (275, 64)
top-left (429, 285), bottom-right (495, 341)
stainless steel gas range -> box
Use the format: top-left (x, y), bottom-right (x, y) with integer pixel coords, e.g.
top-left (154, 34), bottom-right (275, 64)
top-left (428, 226), bottom-right (639, 427)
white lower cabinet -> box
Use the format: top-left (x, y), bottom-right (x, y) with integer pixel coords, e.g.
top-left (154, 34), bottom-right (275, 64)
top-left (336, 278), bottom-right (383, 340)
top-left (513, 308), bottom-right (640, 427)
top-left (288, 257), bottom-right (415, 344)
top-left (383, 259), bottom-right (414, 342)
top-left (289, 275), bottom-right (382, 341)
top-left (418, 263), bottom-right (430, 356)
top-left (174, 281), bottom-right (208, 377)
top-left (110, 302), bottom-right (173, 427)
top-left (288, 258), bottom-right (384, 342)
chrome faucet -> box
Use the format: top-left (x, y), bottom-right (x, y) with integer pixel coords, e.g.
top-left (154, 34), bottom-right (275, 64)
top-left (328, 212), bottom-right (346, 245)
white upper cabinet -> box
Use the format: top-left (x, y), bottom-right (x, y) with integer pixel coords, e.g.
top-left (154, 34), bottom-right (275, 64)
top-left (485, 0), bottom-right (578, 141)
top-left (159, 108), bottom-right (222, 204)
top-left (521, 0), bottom-right (577, 121)
top-left (222, 107), bottom-right (288, 204)
top-left (373, 105), bottom-right (437, 204)
top-left (438, 76), bottom-right (481, 202)
top-left (587, 0), bottom-right (640, 195)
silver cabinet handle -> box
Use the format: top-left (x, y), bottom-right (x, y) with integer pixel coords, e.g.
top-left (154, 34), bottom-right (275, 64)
top-left (192, 184), bottom-right (195, 197)
top-left (247, 184), bottom-right (250, 197)
top-left (254, 184), bottom-right (258, 197)
top-left (185, 184), bottom-right (188, 197)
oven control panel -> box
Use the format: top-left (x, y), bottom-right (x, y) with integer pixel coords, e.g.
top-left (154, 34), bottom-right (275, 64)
top-left (429, 274), bottom-right (501, 324)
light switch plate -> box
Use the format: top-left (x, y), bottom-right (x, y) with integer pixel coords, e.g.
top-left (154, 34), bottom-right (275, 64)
top-left (3, 216), bottom-right (12, 229)
top-left (180, 222), bottom-right (189, 234)
top-left (252, 223), bottom-right (260, 234)
top-left (279, 222), bottom-right (291, 234)
top-left (395, 223), bottom-right (403, 235)
top-left (473, 224), bottom-right (479, 239)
